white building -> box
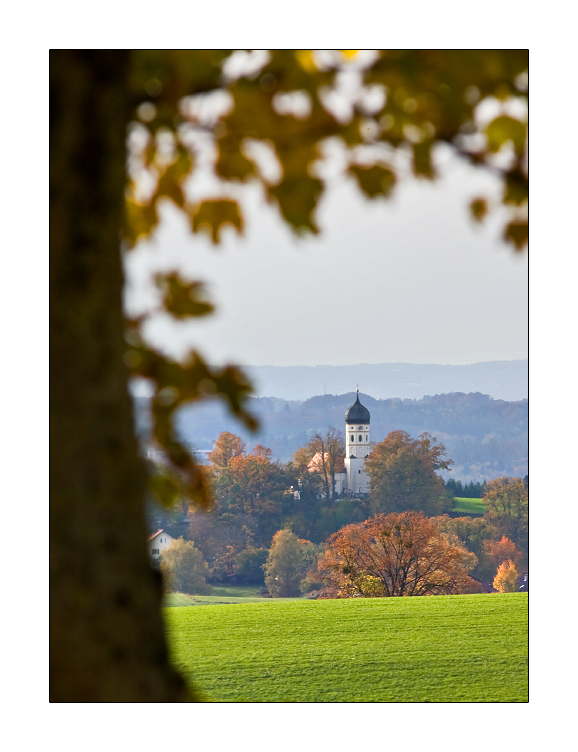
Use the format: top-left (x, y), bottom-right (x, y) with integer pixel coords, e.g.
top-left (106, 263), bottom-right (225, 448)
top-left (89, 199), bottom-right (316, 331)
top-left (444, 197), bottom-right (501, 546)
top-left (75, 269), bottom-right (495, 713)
top-left (147, 529), bottom-right (175, 567)
top-left (335, 392), bottom-right (371, 496)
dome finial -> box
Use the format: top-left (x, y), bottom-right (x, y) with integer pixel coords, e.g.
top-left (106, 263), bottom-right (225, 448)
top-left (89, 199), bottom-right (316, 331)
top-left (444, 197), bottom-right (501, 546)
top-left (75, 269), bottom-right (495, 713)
top-left (345, 391), bottom-right (370, 424)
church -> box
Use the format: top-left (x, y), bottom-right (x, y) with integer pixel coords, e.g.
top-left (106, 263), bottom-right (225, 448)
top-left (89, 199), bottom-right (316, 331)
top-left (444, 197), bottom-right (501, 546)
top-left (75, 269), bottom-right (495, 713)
top-left (334, 391), bottom-right (371, 496)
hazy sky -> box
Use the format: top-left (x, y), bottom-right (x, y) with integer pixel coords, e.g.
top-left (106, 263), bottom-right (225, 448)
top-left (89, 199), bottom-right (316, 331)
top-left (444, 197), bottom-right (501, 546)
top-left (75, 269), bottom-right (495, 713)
top-left (125, 144), bottom-right (528, 369)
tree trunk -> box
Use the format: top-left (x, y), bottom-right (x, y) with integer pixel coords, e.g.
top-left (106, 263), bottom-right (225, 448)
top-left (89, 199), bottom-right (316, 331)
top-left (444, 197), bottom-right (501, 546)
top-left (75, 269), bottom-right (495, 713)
top-left (50, 50), bottom-right (193, 701)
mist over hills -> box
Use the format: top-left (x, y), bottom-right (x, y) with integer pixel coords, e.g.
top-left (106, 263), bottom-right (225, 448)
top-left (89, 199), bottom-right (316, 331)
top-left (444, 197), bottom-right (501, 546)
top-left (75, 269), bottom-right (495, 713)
top-left (168, 390), bottom-right (528, 484)
top-left (134, 361), bottom-right (528, 484)
top-left (245, 360), bottom-right (528, 402)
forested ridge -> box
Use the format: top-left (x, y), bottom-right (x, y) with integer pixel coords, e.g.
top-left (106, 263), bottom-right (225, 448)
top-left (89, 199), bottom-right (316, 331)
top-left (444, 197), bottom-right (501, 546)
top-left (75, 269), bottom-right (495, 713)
top-left (160, 391), bottom-right (527, 483)
top-left (246, 360), bottom-right (528, 402)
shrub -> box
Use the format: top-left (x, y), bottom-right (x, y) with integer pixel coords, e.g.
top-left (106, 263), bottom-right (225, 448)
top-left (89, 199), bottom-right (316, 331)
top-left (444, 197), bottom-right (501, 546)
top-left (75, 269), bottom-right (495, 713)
top-left (264, 530), bottom-right (304, 597)
top-left (160, 537), bottom-right (212, 595)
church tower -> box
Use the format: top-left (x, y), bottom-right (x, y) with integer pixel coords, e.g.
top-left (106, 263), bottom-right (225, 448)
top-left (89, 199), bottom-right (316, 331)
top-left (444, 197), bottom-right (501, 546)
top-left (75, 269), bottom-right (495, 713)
top-left (344, 391), bottom-right (371, 495)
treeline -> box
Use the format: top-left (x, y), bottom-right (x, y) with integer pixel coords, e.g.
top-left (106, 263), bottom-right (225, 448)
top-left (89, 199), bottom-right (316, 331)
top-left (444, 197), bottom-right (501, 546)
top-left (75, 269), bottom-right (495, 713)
top-left (444, 479), bottom-right (487, 498)
top-left (444, 476), bottom-right (528, 498)
top-left (148, 429), bottom-right (528, 594)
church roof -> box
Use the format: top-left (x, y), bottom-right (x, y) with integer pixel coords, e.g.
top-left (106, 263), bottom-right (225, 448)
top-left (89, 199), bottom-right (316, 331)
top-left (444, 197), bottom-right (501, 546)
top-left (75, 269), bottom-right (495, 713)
top-left (345, 393), bottom-right (370, 424)
top-left (308, 452), bottom-right (346, 474)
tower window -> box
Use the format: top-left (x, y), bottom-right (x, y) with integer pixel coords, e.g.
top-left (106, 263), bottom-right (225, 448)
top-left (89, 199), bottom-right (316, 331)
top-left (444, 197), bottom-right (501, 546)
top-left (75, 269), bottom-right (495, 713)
top-left (351, 435), bottom-right (354, 441)
top-left (359, 435), bottom-right (363, 442)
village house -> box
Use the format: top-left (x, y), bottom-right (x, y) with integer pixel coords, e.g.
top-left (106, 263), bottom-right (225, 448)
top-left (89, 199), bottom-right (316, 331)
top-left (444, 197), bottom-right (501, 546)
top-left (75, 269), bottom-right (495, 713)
top-left (147, 529), bottom-right (175, 567)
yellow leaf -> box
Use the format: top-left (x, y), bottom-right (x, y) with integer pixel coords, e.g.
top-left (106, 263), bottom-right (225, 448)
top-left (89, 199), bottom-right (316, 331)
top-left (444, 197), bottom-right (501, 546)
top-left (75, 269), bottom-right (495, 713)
top-left (189, 199), bottom-right (244, 244)
top-left (156, 273), bottom-right (214, 319)
top-left (216, 135), bottom-right (255, 181)
top-left (156, 175), bottom-right (184, 208)
top-left (124, 199), bottom-right (158, 247)
top-left (504, 220), bottom-right (528, 251)
top-left (295, 50), bottom-right (316, 73)
top-left (486, 116), bottom-right (526, 156)
top-left (155, 146), bottom-right (192, 209)
top-left (268, 176), bottom-right (322, 232)
top-left (469, 198), bottom-right (488, 223)
top-left (349, 165), bottom-right (396, 198)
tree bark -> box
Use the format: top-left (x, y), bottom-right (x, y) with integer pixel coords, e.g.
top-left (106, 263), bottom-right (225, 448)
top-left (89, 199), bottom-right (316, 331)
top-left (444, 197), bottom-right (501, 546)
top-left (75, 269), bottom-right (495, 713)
top-left (50, 50), bottom-right (193, 701)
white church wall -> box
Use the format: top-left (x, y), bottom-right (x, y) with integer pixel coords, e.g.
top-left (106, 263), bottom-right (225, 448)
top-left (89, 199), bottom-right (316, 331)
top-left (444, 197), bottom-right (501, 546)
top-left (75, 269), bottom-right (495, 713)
top-left (345, 457), bottom-right (370, 495)
top-left (334, 472), bottom-right (347, 495)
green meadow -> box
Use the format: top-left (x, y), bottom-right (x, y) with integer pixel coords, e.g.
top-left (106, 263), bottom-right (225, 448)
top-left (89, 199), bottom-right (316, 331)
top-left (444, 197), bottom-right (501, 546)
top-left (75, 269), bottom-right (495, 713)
top-left (452, 496), bottom-right (486, 515)
top-left (165, 592), bottom-right (528, 702)
top-left (164, 585), bottom-right (302, 607)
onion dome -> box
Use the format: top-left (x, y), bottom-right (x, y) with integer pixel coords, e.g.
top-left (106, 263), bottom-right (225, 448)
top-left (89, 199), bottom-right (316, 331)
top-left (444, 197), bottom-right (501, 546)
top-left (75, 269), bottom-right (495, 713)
top-left (345, 393), bottom-right (370, 424)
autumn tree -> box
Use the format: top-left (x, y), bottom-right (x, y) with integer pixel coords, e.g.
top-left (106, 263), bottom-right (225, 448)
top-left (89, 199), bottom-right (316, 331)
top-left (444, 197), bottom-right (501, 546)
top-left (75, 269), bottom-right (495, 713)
top-left (280, 468), bottom-right (329, 543)
top-left (430, 514), bottom-right (500, 581)
top-left (211, 544), bottom-right (238, 582)
top-left (483, 477), bottom-right (528, 555)
top-left (493, 560), bottom-right (519, 593)
top-left (160, 538), bottom-right (212, 595)
top-left (187, 516), bottom-right (268, 584)
top-left (250, 444), bottom-right (273, 460)
top-left (187, 509), bottom-right (252, 571)
top-left (430, 515), bottom-right (498, 559)
top-left (208, 431), bottom-right (246, 468)
top-left (317, 512), bottom-right (478, 598)
top-left (293, 428), bottom-right (345, 501)
top-left (51, 50), bottom-right (527, 700)
top-left (482, 535), bottom-right (524, 571)
top-left (264, 529), bottom-right (308, 597)
top-left (211, 444), bottom-right (291, 542)
top-left (365, 431), bottom-right (453, 516)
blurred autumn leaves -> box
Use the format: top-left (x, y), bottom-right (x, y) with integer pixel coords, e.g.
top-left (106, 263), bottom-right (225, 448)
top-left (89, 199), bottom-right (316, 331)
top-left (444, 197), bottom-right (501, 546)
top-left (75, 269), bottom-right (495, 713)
top-left (122, 49), bottom-right (528, 509)
top-left (126, 49), bottom-right (527, 246)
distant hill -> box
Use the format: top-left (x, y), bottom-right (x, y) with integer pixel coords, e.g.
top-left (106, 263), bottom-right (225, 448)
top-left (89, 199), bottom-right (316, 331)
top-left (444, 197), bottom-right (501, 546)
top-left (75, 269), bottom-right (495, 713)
top-left (244, 360), bottom-right (528, 402)
top-left (164, 390), bottom-right (528, 484)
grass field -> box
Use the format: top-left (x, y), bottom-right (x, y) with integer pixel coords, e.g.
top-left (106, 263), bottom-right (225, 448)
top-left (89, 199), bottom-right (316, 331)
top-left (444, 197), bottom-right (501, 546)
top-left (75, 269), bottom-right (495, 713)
top-left (452, 496), bottom-right (486, 515)
top-left (164, 585), bottom-right (303, 607)
top-left (165, 592), bottom-right (528, 702)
